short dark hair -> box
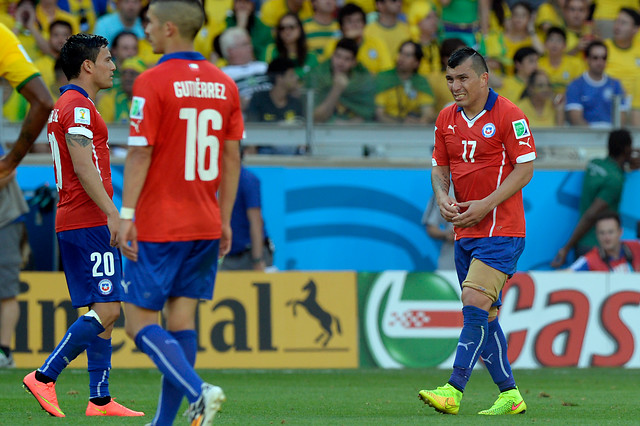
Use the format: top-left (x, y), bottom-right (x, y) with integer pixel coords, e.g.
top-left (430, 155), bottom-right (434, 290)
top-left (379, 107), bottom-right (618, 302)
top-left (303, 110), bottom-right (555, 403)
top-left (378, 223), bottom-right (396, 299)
top-left (447, 46), bottom-right (488, 75)
top-left (545, 26), bottom-right (566, 42)
top-left (337, 3), bottom-right (365, 29)
top-left (585, 40), bottom-right (607, 58)
top-left (608, 128), bottom-right (632, 158)
top-left (513, 46), bottom-right (538, 65)
top-left (335, 37), bottom-right (359, 58)
top-left (620, 7), bottom-right (640, 26)
top-left (400, 40), bottom-right (423, 63)
top-left (595, 210), bottom-right (621, 228)
top-left (49, 20), bottom-right (72, 34)
top-left (267, 57), bottom-right (296, 84)
top-left (60, 33), bottom-right (109, 80)
top-left (111, 30), bottom-right (138, 50)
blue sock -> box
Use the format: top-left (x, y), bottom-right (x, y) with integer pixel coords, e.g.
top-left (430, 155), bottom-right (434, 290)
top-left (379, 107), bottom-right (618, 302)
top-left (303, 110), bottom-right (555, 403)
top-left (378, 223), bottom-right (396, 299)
top-left (134, 325), bottom-right (203, 404)
top-left (87, 336), bottom-right (112, 399)
top-left (39, 314), bottom-right (105, 381)
top-left (151, 330), bottom-right (197, 426)
top-left (449, 305), bottom-right (489, 392)
top-left (481, 318), bottom-right (516, 393)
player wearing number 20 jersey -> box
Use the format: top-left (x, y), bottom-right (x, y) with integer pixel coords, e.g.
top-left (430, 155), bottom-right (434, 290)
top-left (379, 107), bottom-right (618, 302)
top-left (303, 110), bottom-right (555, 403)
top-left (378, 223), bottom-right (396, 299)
top-left (48, 85), bottom-right (113, 232)
top-left (432, 88), bottom-right (537, 240)
top-left (128, 52), bottom-right (244, 242)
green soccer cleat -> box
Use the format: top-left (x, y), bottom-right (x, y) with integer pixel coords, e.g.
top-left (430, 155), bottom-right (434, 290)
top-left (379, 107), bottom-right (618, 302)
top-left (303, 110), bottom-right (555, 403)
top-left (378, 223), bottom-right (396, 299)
top-left (418, 383), bottom-right (463, 415)
top-left (478, 387), bottom-right (527, 415)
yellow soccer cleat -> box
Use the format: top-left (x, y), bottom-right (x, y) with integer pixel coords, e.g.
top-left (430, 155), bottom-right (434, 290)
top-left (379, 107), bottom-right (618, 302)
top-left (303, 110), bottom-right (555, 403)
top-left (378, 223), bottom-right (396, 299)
top-left (418, 383), bottom-right (463, 415)
top-left (478, 387), bottom-right (527, 415)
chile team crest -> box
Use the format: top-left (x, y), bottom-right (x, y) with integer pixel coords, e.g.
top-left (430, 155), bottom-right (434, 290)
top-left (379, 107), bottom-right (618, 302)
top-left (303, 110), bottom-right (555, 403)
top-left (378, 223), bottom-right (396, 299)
top-left (98, 279), bottom-right (113, 295)
top-left (482, 123), bottom-right (496, 137)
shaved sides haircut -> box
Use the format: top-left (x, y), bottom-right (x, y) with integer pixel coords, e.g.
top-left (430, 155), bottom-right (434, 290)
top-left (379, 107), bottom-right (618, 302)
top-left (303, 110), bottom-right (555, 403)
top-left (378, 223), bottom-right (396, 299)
top-left (447, 46), bottom-right (489, 76)
top-left (150, 0), bottom-right (204, 40)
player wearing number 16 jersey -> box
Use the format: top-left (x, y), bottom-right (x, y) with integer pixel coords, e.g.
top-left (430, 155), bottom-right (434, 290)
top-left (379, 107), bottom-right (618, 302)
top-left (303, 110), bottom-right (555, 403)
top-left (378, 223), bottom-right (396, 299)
top-left (418, 47), bottom-right (535, 417)
top-left (117, 0), bottom-right (242, 424)
top-left (23, 34), bottom-right (143, 419)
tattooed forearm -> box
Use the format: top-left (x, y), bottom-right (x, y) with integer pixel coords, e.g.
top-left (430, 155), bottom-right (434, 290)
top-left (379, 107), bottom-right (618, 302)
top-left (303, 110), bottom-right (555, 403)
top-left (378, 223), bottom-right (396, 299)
top-left (66, 133), bottom-right (92, 148)
top-left (432, 168), bottom-right (450, 196)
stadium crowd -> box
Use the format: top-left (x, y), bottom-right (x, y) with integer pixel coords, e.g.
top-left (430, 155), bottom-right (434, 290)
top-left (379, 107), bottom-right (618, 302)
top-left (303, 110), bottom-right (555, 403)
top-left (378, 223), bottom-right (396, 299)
top-left (3, 0), bottom-right (640, 129)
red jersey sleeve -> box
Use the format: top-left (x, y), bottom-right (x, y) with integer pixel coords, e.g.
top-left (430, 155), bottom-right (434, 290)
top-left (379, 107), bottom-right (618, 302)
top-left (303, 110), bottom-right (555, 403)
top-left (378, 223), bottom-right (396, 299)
top-left (499, 103), bottom-right (537, 165)
top-left (128, 75), bottom-right (160, 147)
top-left (432, 108), bottom-right (451, 167)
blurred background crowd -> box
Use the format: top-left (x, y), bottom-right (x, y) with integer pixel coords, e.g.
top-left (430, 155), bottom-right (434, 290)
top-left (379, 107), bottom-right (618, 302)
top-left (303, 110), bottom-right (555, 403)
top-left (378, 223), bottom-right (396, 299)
top-left (2, 0), bottom-right (640, 131)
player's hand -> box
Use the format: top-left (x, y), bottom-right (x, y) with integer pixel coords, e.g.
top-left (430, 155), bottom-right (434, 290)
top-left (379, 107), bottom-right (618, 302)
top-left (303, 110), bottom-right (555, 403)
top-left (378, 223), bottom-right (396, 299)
top-left (437, 197), bottom-right (460, 222)
top-left (551, 247), bottom-right (568, 268)
top-left (219, 223), bottom-right (232, 258)
top-left (118, 219), bottom-right (139, 261)
top-left (107, 211), bottom-right (120, 247)
top-left (451, 199), bottom-right (490, 228)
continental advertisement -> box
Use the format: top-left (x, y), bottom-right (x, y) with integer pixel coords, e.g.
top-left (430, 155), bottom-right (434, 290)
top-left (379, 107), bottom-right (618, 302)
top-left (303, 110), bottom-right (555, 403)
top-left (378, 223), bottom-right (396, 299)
top-left (14, 272), bottom-right (358, 369)
top-left (358, 271), bottom-right (640, 369)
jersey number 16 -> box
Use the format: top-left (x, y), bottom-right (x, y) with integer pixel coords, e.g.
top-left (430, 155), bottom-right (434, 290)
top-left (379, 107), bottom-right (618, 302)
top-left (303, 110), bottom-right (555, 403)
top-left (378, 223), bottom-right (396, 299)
top-left (179, 108), bottom-right (222, 181)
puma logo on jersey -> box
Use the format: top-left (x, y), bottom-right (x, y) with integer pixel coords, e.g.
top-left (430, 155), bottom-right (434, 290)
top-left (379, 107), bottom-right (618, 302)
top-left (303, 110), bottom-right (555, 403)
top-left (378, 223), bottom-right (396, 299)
top-left (448, 125), bottom-right (457, 133)
top-left (130, 120), bottom-right (141, 133)
top-left (519, 138), bottom-right (532, 148)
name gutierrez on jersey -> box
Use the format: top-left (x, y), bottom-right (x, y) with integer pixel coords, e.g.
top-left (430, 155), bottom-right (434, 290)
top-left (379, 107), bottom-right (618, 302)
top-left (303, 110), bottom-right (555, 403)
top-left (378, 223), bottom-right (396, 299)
top-left (173, 78), bottom-right (227, 99)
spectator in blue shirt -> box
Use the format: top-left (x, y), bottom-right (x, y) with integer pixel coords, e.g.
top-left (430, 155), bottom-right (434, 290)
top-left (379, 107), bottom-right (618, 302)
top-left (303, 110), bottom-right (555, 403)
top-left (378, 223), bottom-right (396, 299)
top-left (565, 40), bottom-right (628, 127)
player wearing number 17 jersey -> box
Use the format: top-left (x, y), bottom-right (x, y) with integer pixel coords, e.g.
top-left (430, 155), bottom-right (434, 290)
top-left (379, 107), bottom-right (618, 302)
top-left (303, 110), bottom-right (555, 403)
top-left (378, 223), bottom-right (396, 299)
top-left (117, 0), bottom-right (242, 424)
top-left (23, 34), bottom-right (143, 419)
top-left (418, 47), bottom-right (535, 417)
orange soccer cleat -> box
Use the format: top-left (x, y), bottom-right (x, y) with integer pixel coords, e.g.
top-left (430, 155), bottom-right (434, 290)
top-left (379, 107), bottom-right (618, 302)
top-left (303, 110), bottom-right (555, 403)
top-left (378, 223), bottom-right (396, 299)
top-left (22, 370), bottom-right (65, 417)
top-left (86, 398), bottom-right (145, 417)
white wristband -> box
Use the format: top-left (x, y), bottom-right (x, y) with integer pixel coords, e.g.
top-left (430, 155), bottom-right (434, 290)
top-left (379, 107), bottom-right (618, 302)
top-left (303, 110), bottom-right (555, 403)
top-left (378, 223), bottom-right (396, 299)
top-left (120, 207), bottom-right (135, 220)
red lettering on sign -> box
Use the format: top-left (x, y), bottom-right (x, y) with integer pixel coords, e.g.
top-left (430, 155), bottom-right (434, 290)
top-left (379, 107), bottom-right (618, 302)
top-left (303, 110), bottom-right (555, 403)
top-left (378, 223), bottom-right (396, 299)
top-left (591, 291), bottom-right (640, 366)
top-left (535, 290), bottom-right (589, 367)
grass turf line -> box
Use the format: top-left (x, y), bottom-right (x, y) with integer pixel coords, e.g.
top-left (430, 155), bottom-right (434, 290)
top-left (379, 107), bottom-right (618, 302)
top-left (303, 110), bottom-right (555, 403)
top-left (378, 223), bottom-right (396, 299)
top-left (2, 368), bottom-right (640, 424)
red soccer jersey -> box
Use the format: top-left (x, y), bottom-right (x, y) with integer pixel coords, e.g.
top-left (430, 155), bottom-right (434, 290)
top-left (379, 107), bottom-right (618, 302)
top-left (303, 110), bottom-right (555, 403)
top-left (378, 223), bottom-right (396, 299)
top-left (432, 89), bottom-right (536, 239)
top-left (48, 85), bottom-right (113, 232)
top-left (128, 52), bottom-right (244, 242)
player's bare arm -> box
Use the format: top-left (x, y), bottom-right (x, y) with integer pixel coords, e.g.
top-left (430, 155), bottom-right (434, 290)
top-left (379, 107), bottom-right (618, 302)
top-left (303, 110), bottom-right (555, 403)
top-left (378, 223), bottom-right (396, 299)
top-left (118, 145), bottom-right (153, 261)
top-left (431, 165), bottom-right (459, 221)
top-left (0, 77), bottom-right (53, 179)
top-left (65, 132), bottom-right (120, 245)
top-left (218, 140), bottom-right (241, 257)
top-left (453, 161), bottom-right (534, 228)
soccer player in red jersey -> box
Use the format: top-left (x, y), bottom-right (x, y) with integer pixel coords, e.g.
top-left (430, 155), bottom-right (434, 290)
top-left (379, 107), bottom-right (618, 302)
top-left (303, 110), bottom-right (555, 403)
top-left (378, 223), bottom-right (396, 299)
top-left (418, 47), bottom-right (536, 416)
top-left (117, 0), bottom-right (242, 424)
top-left (22, 34), bottom-right (143, 418)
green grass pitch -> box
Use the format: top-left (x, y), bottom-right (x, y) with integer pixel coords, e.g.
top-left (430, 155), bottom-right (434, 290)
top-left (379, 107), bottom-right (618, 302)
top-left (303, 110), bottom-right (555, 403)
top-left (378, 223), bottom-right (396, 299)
top-left (2, 368), bottom-right (640, 424)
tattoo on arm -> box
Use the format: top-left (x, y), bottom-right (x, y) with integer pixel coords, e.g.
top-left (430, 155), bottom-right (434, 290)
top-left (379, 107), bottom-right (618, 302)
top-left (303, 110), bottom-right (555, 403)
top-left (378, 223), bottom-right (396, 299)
top-left (65, 133), bottom-right (92, 148)
top-left (434, 172), bottom-right (450, 195)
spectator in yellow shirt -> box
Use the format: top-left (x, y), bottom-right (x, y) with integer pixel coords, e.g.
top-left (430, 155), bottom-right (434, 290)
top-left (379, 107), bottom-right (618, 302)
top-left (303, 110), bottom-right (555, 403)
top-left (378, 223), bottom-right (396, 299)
top-left (33, 20), bottom-right (72, 98)
top-left (518, 70), bottom-right (565, 127)
top-left (604, 7), bottom-right (640, 119)
top-left (303, 0), bottom-right (340, 55)
top-left (260, 0), bottom-right (314, 28)
top-left (495, 46), bottom-right (539, 103)
top-left (364, 0), bottom-right (411, 62)
top-left (408, 1), bottom-right (440, 75)
top-left (321, 3), bottom-right (392, 74)
top-left (561, 0), bottom-right (595, 56)
top-left (538, 26), bottom-right (585, 96)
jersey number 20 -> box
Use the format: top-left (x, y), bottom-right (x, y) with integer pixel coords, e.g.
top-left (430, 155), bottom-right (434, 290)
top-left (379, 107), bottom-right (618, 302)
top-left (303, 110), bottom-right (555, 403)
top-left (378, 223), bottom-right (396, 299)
top-left (180, 108), bottom-right (222, 181)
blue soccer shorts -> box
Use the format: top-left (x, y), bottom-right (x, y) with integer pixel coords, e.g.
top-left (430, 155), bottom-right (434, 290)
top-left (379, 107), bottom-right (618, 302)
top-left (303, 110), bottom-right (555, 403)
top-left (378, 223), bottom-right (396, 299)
top-left (57, 225), bottom-right (124, 308)
top-left (123, 239), bottom-right (220, 311)
top-left (454, 236), bottom-right (525, 308)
